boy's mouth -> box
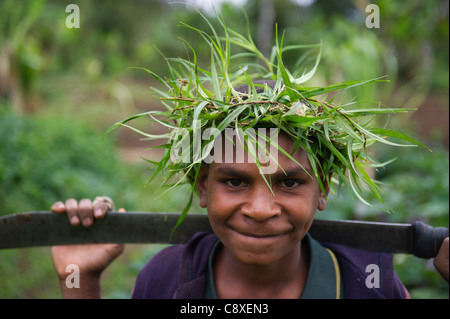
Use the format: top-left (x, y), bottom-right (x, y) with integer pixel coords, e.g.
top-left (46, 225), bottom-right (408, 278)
top-left (231, 227), bottom-right (292, 239)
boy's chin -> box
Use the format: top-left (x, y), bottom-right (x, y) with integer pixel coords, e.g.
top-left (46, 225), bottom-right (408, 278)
top-left (226, 235), bottom-right (298, 267)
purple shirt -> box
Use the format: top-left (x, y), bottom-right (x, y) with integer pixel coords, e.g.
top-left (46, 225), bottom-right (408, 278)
top-left (131, 232), bottom-right (408, 299)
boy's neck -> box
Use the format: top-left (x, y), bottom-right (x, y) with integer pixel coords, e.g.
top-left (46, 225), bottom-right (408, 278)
top-left (213, 240), bottom-right (309, 299)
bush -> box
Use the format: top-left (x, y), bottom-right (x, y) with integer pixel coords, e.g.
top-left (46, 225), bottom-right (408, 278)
top-left (0, 109), bottom-right (124, 215)
top-left (325, 140), bottom-right (449, 298)
top-left (327, 142), bottom-right (449, 225)
top-left (0, 108), bottom-right (195, 298)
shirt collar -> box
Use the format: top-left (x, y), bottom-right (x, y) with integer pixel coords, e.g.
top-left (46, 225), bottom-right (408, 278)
top-left (204, 233), bottom-right (342, 299)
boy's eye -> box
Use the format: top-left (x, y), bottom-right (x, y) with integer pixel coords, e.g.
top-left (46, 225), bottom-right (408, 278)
top-left (281, 179), bottom-right (299, 188)
top-left (226, 179), bottom-right (243, 187)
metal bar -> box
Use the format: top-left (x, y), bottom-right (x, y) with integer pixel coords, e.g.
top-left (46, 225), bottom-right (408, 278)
top-left (0, 212), bottom-right (211, 248)
top-left (308, 219), bottom-right (413, 254)
top-left (0, 212), bottom-right (447, 258)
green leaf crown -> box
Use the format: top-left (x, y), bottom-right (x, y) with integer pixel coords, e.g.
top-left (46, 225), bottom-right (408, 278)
top-left (107, 11), bottom-right (428, 224)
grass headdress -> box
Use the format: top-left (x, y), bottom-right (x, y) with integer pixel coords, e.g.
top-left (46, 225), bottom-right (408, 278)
top-left (108, 11), bottom-right (428, 230)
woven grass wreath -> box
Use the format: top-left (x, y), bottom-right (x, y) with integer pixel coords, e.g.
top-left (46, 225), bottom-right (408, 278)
top-left (107, 11), bottom-right (428, 231)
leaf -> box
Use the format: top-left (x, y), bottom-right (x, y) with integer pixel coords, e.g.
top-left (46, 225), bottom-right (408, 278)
top-left (283, 114), bottom-right (327, 128)
top-left (297, 78), bottom-right (388, 99)
top-left (355, 160), bottom-right (384, 204)
top-left (130, 67), bottom-right (172, 91)
top-left (347, 136), bottom-right (357, 173)
top-left (342, 108), bottom-right (416, 116)
top-left (103, 111), bottom-right (160, 137)
top-left (216, 104), bottom-right (248, 131)
top-left (333, 114), bottom-right (364, 142)
top-left (275, 30), bottom-right (297, 101)
top-left (118, 123), bottom-right (170, 140)
top-left (292, 41), bottom-right (322, 85)
top-left (370, 128), bottom-right (431, 151)
top-left (169, 189), bottom-right (194, 241)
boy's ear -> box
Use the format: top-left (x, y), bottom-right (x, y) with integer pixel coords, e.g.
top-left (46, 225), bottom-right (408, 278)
top-left (196, 164), bottom-right (209, 208)
top-left (317, 175), bottom-right (331, 211)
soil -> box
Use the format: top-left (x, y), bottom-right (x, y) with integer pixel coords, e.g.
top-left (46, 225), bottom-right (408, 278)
top-left (410, 92), bottom-right (449, 148)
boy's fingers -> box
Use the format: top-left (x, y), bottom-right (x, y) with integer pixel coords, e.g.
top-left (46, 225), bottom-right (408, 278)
top-left (79, 198), bottom-right (94, 227)
top-left (92, 196), bottom-right (115, 219)
top-left (118, 208), bottom-right (126, 213)
top-left (51, 201), bottom-right (66, 213)
top-left (51, 197), bottom-right (116, 226)
top-left (93, 202), bottom-right (110, 219)
top-left (65, 198), bottom-right (80, 226)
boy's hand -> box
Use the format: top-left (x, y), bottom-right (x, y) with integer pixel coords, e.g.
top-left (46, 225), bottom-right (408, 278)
top-left (51, 197), bottom-right (115, 227)
top-left (50, 198), bottom-right (125, 298)
top-left (434, 237), bottom-right (449, 283)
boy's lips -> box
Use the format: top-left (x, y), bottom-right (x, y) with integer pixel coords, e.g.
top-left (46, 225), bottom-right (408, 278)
top-left (230, 227), bottom-right (293, 239)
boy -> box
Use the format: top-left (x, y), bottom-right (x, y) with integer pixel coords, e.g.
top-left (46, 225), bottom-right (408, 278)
top-left (50, 79), bottom-right (449, 299)
top-left (51, 128), bottom-right (449, 299)
top-left (50, 9), bottom-right (449, 295)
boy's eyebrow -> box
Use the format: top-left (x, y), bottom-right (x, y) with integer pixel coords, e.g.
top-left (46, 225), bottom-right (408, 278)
top-left (215, 166), bottom-right (248, 178)
top-left (281, 167), bottom-right (313, 178)
top-left (214, 165), bottom-right (313, 178)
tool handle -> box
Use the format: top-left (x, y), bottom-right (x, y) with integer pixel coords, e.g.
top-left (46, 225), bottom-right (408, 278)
top-left (413, 221), bottom-right (449, 258)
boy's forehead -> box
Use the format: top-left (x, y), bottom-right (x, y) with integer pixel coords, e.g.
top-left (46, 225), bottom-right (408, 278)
top-left (209, 131), bottom-right (312, 173)
top-left (210, 158), bottom-right (313, 177)
top-left (219, 130), bottom-right (306, 157)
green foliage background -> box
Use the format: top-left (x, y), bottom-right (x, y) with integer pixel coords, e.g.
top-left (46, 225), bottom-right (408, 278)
top-left (0, 0), bottom-right (448, 298)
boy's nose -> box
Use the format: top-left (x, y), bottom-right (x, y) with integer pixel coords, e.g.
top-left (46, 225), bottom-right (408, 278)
top-left (241, 186), bottom-right (281, 222)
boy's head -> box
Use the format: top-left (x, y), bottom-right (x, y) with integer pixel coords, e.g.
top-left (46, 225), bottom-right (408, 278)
top-left (196, 130), bottom-right (328, 266)
top-left (114, 19), bottom-right (427, 240)
top-left (191, 80), bottom-right (328, 266)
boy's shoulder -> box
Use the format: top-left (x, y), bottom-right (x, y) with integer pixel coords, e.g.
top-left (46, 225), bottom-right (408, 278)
top-left (131, 232), bottom-right (217, 299)
top-left (131, 232), bottom-right (408, 299)
top-left (322, 241), bottom-right (409, 298)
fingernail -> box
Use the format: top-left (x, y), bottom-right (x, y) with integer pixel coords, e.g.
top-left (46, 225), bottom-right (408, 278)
top-left (70, 216), bottom-right (80, 225)
top-left (94, 208), bottom-right (103, 217)
top-left (82, 218), bottom-right (92, 227)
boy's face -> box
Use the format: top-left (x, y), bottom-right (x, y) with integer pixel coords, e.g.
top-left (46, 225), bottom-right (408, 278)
top-left (197, 132), bottom-right (328, 266)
